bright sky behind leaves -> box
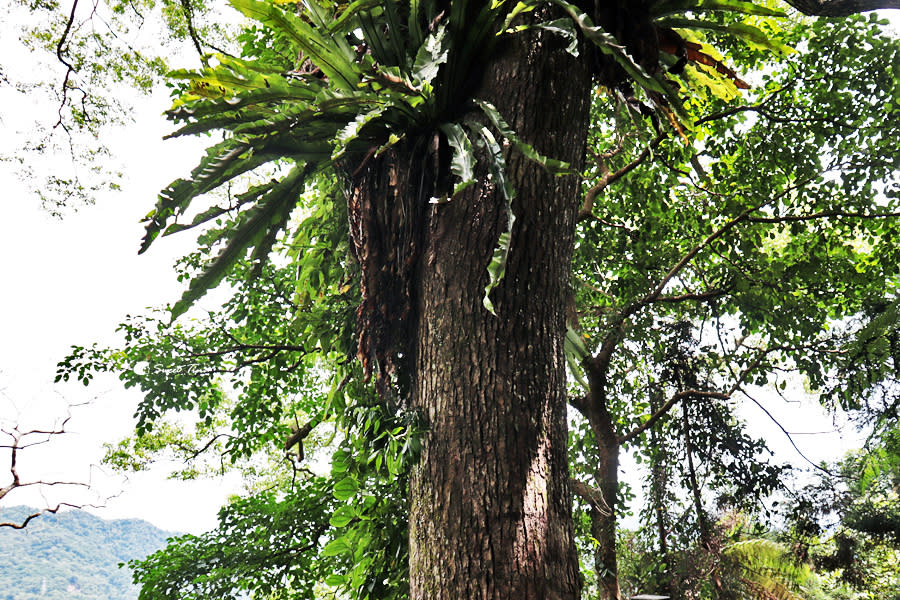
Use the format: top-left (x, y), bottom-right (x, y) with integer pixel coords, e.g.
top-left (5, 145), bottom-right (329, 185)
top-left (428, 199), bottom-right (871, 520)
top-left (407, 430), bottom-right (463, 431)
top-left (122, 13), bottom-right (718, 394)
top-left (0, 81), bottom-right (242, 533)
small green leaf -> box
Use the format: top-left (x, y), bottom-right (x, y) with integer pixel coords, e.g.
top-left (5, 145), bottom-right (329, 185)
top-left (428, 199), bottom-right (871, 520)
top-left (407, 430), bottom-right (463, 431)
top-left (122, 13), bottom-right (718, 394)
top-left (329, 505), bottom-right (356, 527)
top-left (332, 105), bottom-right (390, 162)
top-left (331, 449), bottom-right (351, 475)
top-left (322, 536), bottom-right (351, 557)
top-left (483, 230), bottom-right (513, 315)
top-left (439, 122), bottom-right (476, 197)
top-left (332, 476), bottom-right (359, 500)
top-left (411, 25), bottom-right (448, 85)
top-left (564, 326), bottom-right (589, 389)
top-left (565, 326), bottom-right (589, 360)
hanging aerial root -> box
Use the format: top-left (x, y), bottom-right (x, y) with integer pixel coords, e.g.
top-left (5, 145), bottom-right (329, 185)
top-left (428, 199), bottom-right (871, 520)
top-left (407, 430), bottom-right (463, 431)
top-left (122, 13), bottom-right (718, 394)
top-left (346, 144), bottom-right (434, 394)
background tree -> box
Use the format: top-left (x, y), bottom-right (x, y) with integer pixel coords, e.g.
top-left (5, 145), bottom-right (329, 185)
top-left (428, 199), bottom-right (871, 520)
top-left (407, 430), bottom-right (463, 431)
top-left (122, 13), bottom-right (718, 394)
top-left (565, 10), bottom-right (900, 597)
top-left (781, 424), bottom-right (900, 598)
top-left (1, 0), bottom-right (232, 213)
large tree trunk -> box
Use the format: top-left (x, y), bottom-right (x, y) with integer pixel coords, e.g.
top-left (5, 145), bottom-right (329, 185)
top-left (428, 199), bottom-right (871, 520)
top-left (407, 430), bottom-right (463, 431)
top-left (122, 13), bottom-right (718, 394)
top-left (406, 18), bottom-right (592, 600)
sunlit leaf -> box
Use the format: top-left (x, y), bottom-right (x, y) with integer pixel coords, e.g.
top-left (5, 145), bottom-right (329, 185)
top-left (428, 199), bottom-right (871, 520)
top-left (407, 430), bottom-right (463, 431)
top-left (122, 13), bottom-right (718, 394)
top-left (439, 122), bottom-right (476, 198)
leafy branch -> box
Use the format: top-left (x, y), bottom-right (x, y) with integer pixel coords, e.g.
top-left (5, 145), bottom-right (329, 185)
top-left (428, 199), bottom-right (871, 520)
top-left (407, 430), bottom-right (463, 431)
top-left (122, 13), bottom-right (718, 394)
top-left (618, 389), bottom-right (731, 445)
top-left (54, 0), bottom-right (81, 131)
top-left (578, 132), bottom-right (668, 223)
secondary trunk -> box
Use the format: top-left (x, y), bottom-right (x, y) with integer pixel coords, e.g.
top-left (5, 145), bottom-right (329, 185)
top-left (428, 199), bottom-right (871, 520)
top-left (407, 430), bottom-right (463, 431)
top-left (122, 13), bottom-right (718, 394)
top-left (406, 20), bottom-right (592, 600)
top-left (649, 414), bottom-right (672, 597)
top-left (592, 437), bottom-right (622, 600)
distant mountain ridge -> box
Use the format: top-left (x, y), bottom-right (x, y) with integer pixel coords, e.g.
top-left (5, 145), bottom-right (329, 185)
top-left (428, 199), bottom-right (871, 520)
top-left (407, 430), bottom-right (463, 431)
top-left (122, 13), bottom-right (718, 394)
top-left (0, 506), bottom-right (176, 600)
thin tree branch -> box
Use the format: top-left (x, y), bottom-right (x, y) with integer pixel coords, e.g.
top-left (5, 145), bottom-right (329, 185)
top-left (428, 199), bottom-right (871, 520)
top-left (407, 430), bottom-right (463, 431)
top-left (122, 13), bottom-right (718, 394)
top-left (283, 418), bottom-right (319, 453)
top-left (0, 502), bottom-right (88, 530)
top-left (569, 394), bottom-right (589, 415)
top-left (653, 288), bottom-right (732, 304)
top-left (738, 387), bottom-right (841, 476)
top-left (695, 104), bottom-right (831, 127)
top-left (745, 210), bottom-right (900, 223)
top-left (618, 389), bottom-right (730, 446)
top-left (180, 433), bottom-right (234, 462)
top-left (54, 0), bottom-right (80, 129)
top-left (579, 133), bottom-right (666, 222)
top-left (592, 176), bottom-right (816, 373)
top-left (0, 406), bottom-right (107, 528)
top-left (179, 0), bottom-right (207, 64)
top-left (570, 478), bottom-right (612, 516)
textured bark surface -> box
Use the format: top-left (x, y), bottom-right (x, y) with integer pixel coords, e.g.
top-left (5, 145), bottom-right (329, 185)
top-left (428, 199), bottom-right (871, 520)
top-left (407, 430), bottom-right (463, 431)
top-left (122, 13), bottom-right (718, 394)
top-left (406, 20), bottom-right (592, 600)
top-left (785, 0), bottom-right (900, 16)
top-left (580, 378), bottom-right (622, 600)
top-left (593, 438), bottom-right (621, 600)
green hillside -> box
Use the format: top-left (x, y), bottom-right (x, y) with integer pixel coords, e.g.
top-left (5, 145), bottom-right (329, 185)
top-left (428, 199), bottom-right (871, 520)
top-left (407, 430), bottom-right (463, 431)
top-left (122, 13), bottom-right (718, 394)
top-left (0, 506), bottom-right (176, 600)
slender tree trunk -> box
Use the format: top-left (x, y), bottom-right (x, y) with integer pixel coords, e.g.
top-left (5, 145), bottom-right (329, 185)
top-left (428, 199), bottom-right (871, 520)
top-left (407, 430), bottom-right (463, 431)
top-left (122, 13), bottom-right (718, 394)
top-left (580, 369), bottom-right (623, 600)
top-left (648, 392), bottom-right (671, 596)
top-left (682, 402), bottom-right (708, 546)
top-left (593, 435), bottom-right (621, 600)
top-left (406, 18), bottom-right (592, 600)
top-left (681, 401), bottom-right (728, 598)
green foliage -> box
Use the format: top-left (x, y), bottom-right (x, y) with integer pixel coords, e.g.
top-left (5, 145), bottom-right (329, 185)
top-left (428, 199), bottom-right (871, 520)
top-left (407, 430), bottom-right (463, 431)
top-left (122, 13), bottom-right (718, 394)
top-left (569, 12), bottom-right (900, 454)
top-left (779, 426), bottom-right (900, 599)
top-left (723, 538), bottom-right (816, 600)
top-left (843, 431), bottom-right (900, 544)
top-left (49, 0), bottom-right (900, 598)
top-left (58, 205), bottom-right (421, 598)
top-left (566, 11), bottom-right (900, 599)
top-left (618, 514), bottom-right (826, 600)
top-left (1, 0), bottom-right (232, 213)
top-left (141, 0), bottom-right (505, 317)
top-left (137, 0), bottom-right (800, 319)
top-left (122, 403), bottom-right (419, 599)
top-left (131, 484), bottom-right (338, 599)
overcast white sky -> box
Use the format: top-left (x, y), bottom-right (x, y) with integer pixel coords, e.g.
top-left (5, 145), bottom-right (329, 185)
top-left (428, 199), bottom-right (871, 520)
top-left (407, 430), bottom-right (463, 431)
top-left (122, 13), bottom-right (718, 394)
top-left (0, 7), bottom-right (897, 535)
top-left (0, 81), bottom-right (246, 533)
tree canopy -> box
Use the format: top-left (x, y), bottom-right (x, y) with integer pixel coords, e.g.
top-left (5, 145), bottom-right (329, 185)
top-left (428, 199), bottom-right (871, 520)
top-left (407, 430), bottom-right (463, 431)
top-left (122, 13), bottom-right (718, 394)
top-left (28, 0), bottom-right (900, 598)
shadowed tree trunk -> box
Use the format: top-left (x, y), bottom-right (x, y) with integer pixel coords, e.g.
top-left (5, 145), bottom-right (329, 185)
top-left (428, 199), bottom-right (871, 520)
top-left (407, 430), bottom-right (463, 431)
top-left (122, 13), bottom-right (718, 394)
top-left (403, 17), bottom-right (592, 600)
top-left (649, 390), bottom-right (672, 596)
top-left (582, 375), bottom-right (624, 600)
top-left (592, 435), bottom-right (622, 600)
top-left (785, 0), bottom-right (900, 16)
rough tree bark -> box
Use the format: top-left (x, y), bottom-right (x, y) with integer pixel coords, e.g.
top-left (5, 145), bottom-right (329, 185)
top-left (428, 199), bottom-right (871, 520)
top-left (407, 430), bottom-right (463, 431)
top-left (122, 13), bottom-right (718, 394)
top-left (785, 0), bottom-right (900, 16)
top-left (577, 364), bottom-right (624, 600)
top-left (404, 18), bottom-right (592, 600)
